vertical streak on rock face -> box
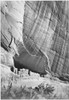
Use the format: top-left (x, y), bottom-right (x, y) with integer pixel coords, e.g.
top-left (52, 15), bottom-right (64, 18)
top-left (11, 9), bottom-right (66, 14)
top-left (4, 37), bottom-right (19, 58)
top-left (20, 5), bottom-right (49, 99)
top-left (1, 1), bottom-right (69, 77)
top-left (65, 1), bottom-right (69, 17)
top-left (23, 1), bottom-right (52, 70)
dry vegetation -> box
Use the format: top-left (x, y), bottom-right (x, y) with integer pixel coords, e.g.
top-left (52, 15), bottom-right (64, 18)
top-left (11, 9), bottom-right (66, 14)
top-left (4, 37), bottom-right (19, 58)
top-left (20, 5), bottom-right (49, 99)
top-left (1, 1), bottom-right (69, 99)
top-left (1, 63), bottom-right (69, 99)
top-left (1, 47), bottom-right (69, 99)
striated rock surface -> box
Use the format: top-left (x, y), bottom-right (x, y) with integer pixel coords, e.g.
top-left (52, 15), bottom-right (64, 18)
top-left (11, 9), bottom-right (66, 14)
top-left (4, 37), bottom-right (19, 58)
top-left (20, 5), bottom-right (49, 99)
top-left (1, 1), bottom-right (25, 55)
top-left (1, 1), bottom-right (69, 76)
top-left (23, 1), bottom-right (69, 77)
top-left (1, 1), bottom-right (69, 99)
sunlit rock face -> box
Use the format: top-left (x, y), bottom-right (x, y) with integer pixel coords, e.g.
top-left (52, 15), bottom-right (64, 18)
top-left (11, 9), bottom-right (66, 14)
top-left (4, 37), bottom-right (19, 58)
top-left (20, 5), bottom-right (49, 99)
top-left (14, 1), bottom-right (69, 77)
top-left (1, 47), bottom-right (14, 67)
top-left (1, 1), bottom-right (25, 55)
top-left (1, 1), bottom-right (69, 77)
top-left (1, 1), bottom-right (69, 99)
top-left (1, 1), bottom-right (50, 74)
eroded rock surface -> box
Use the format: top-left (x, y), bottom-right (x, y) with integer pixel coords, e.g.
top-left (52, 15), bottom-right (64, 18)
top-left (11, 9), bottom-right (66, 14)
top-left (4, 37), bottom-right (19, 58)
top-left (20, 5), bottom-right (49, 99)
top-left (1, 1), bottom-right (69, 99)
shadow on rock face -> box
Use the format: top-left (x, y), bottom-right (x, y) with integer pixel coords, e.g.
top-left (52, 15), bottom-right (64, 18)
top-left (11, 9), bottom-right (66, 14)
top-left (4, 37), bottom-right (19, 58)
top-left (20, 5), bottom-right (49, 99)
top-left (13, 42), bottom-right (49, 75)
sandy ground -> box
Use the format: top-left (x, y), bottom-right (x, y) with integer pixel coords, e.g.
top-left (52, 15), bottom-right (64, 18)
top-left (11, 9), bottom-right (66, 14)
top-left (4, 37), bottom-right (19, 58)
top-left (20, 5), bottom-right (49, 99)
top-left (1, 64), bottom-right (69, 99)
top-left (1, 1), bottom-right (69, 99)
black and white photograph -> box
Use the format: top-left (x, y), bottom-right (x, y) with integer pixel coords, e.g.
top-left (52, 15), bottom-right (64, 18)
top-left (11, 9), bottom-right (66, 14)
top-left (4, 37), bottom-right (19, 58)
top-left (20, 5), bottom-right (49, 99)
top-left (0, 0), bottom-right (69, 99)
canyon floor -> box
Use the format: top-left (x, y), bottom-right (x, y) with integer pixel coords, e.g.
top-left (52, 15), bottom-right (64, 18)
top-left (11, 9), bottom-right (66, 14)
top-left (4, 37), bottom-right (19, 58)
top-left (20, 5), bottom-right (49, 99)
top-left (1, 63), bottom-right (69, 99)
